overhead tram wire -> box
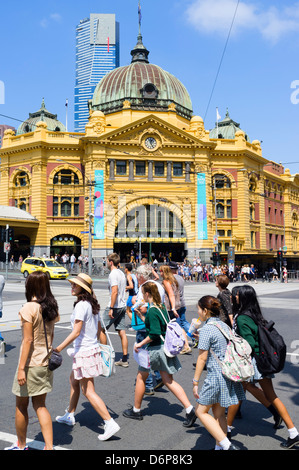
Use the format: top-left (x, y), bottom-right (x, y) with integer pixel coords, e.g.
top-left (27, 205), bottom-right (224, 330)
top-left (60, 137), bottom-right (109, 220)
top-left (203, 0), bottom-right (240, 122)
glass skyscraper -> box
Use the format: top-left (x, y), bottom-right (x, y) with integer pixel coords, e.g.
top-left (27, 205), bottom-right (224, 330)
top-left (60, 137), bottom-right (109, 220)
top-left (74, 14), bottom-right (120, 133)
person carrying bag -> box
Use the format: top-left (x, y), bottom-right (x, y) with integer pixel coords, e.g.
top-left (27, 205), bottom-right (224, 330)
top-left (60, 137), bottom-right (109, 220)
top-left (6, 271), bottom-right (59, 451)
top-left (123, 281), bottom-right (197, 428)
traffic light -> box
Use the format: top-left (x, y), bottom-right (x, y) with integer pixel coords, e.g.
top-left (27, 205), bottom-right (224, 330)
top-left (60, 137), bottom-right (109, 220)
top-left (134, 240), bottom-right (138, 250)
top-left (0, 227), bottom-right (6, 242)
top-left (277, 250), bottom-right (283, 262)
top-left (211, 251), bottom-right (220, 264)
top-left (7, 228), bottom-right (14, 242)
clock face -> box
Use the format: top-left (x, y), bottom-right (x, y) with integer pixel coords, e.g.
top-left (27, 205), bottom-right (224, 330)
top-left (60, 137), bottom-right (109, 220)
top-left (145, 137), bottom-right (157, 150)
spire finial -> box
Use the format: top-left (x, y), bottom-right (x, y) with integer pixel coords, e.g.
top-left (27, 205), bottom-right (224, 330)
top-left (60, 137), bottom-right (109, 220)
top-left (131, 1), bottom-right (149, 63)
top-left (138, 1), bottom-right (142, 35)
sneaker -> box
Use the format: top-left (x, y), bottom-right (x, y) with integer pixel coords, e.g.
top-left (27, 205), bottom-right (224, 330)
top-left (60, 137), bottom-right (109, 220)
top-left (123, 406), bottom-right (143, 420)
top-left (180, 347), bottom-right (192, 355)
top-left (144, 388), bottom-right (155, 396)
top-left (56, 410), bottom-right (75, 426)
top-left (183, 407), bottom-right (197, 427)
top-left (154, 379), bottom-right (164, 391)
top-left (280, 434), bottom-right (299, 449)
top-left (115, 359), bottom-right (129, 368)
top-left (4, 442), bottom-right (29, 450)
top-left (228, 444), bottom-right (240, 450)
top-left (98, 419), bottom-right (120, 441)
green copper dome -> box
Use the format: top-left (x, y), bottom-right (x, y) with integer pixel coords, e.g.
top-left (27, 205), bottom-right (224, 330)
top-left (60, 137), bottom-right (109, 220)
top-left (210, 109), bottom-right (250, 141)
top-left (91, 34), bottom-right (193, 120)
top-left (17, 99), bottom-right (66, 135)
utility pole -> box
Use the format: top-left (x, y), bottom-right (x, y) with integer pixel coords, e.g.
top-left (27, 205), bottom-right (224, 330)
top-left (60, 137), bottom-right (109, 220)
top-left (213, 178), bottom-right (219, 266)
top-left (87, 177), bottom-right (95, 278)
top-left (5, 224), bottom-right (9, 280)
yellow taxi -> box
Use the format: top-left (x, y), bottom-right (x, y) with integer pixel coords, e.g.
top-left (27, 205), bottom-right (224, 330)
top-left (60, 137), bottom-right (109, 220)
top-left (21, 257), bottom-right (69, 280)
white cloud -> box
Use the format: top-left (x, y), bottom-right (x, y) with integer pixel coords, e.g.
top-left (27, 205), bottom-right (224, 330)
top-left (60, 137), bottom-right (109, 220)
top-left (185, 0), bottom-right (299, 43)
top-left (40, 13), bottom-right (62, 29)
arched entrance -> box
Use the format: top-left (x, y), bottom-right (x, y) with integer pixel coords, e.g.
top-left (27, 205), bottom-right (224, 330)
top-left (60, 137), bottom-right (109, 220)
top-left (50, 234), bottom-right (82, 258)
top-left (114, 204), bottom-right (187, 263)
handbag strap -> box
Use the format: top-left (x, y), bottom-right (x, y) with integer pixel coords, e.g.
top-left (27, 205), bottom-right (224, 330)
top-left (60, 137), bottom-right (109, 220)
top-left (42, 317), bottom-right (51, 360)
top-left (100, 311), bottom-right (114, 350)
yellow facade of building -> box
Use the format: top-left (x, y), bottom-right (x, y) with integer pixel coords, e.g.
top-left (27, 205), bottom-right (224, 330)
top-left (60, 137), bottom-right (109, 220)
top-left (1, 36), bottom-right (299, 269)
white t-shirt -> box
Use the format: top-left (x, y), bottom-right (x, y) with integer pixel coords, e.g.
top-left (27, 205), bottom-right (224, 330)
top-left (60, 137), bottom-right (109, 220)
top-left (71, 300), bottom-right (99, 353)
top-left (133, 280), bottom-right (165, 310)
top-left (108, 268), bottom-right (126, 308)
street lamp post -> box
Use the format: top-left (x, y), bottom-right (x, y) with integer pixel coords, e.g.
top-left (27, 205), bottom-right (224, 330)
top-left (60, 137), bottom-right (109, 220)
top-left (87, 177), bottom-right (95, 278)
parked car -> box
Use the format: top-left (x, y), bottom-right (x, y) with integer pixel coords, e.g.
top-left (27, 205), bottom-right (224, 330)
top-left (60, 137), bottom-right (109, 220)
top-left (21, 257), bottom-right (69, 279)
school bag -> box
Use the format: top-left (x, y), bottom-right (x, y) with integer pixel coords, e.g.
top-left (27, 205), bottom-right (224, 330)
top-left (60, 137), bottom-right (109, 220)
top-left (209, 319), bottom-right (254, 382)
top-left (156, 306), bottom-right (185, 357)
top-left (131, 308), bottom-right (146, 331)
top-left (244, 314), bottom-right (286, 375)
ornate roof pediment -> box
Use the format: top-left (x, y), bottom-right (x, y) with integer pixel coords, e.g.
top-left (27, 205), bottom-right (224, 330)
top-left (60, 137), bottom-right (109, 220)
top-left (92, 114), bottom-right (215, 151)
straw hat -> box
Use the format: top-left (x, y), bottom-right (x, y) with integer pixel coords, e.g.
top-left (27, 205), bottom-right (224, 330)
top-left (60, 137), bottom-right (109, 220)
top-left (68, 273), bottom-right (93, 294)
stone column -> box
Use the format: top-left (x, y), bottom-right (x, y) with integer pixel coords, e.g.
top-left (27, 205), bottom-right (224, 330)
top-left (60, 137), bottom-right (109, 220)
top-left (109, 159), bottom-right (115, 180)
top-left (185, 162), bottom-right (191, 182)
top-left (148, 160), bottom-right (153, 181)
top-left (129, 160), bottom-right (134, 181)
top-left (167, 161), bottom-right (172, 182)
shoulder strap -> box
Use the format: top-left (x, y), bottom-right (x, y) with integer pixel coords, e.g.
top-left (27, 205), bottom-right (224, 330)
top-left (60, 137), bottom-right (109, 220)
top-left (208, 319), bottom-right (231, 341)
top-left (100, 311), bottom-right (114, 350)
top-left (43, 318), bottom-right (50, 360)
top-left (152, 305), bottom-right (170, 344)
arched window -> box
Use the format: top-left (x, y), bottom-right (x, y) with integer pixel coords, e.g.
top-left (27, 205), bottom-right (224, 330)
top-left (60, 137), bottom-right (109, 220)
top-left (213, 174), bottom-right (231, 189)
top-left (14, 171), bottom-right (29, 187)
top-left (53, 169), bottom-right (79, 185)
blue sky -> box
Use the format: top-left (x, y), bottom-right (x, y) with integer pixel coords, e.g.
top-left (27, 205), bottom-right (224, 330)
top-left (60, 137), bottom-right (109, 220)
top-left (1, 0), bottom-right (299, 171)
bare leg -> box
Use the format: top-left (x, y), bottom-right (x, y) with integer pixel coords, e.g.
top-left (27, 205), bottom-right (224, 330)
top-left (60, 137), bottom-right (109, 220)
top-left (134, 370), bottom-right (149, 409)
top-left (15, 396), bottom-right (29, 449)
top-left (259, 378), bottom-right (295, 429)
top-left (160, 370), bottom-right (191, 408)
top-left (80, 377), bottom-right (111, 421)
top-left (118, 330), bottom-right (128, 356)
top-left (196, 403), bottom-right (227, 443)
top-left (32, 394), bottom-right (53, 450)
top-left (68, 371), bottom-right (80, 413)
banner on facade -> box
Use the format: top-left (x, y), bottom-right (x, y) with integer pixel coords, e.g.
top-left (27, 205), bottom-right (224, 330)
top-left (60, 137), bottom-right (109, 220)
top-left (197, 173), bottom-right (208, 240)
top-left (94, 170), bottom-right (105, 239)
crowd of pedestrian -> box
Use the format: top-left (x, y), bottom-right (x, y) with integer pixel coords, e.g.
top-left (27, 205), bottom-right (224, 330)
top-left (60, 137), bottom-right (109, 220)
top-left (3, 253), bottom-right (298, 451)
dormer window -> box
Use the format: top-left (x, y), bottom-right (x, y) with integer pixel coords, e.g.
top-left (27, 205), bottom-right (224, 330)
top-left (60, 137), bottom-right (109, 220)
top-left (140, 83), bottom-right (159, 99)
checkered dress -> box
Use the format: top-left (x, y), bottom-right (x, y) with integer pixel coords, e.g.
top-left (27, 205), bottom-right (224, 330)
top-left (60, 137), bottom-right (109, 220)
top-left (197, 318), bottom-right (246, 408)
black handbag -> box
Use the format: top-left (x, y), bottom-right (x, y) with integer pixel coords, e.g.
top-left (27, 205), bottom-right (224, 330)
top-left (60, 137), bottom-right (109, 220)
top-left (43, 319), bottom-right (62, 371)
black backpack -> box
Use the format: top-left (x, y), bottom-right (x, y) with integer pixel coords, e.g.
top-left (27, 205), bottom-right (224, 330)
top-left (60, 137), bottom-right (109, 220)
top-left (244, 314), bottom-right (287, 375)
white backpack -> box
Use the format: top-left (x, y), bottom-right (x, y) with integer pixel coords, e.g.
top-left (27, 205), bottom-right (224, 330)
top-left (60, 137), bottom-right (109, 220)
top-left (156, 307), bottom-right (185, 357)
top-left (209, 320), bottom-right (254, 382)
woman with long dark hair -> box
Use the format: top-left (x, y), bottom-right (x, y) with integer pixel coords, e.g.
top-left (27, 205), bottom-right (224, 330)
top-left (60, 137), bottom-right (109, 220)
top-left (193, 295), bottom-right (245, 450)
top-left (232, 284), bottom-right (299, 449)
top-left (54, 273), bottom-right (120, 442)
top-left (6, 271), bottom-right (59, 450)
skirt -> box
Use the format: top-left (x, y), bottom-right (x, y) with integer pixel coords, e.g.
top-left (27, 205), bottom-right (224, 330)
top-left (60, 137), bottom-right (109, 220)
top-left (250, 357), bottom-right (275, 383)
top-left (72, 346), bottom-right (103, 380)
top-left (12, 366), bottom-right (53, 397)
top-left (196, 368), bottom-right (246, 408)
top-left (139, 344), bottom-right (181, 375)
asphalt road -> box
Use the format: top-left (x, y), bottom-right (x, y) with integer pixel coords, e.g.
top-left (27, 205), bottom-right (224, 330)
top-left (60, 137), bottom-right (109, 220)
top-left (0, 276), bottom-right (298, 454)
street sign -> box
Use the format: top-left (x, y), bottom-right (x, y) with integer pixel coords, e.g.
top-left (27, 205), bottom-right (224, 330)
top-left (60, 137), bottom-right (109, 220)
top-left (283, 246), bottom-right (287, 252)
top-left (213, 235), bottom-right (218, 244)
top-left (3, 242), bottom-right (11, 253)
